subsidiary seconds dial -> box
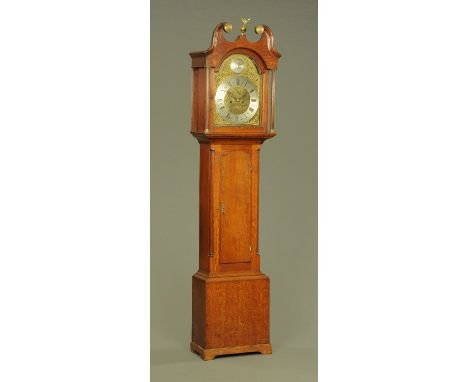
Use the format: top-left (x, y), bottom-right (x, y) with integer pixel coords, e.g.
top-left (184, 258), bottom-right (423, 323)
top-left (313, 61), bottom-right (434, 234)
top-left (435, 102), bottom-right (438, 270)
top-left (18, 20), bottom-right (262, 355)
top-left (215, 75), bottom-right (259, 124)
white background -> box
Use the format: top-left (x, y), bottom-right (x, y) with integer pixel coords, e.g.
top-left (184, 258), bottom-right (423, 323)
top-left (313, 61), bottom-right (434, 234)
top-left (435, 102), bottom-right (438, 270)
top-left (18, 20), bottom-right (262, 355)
top-left (1, 1), bottom-right (467, 381)
top-left (0, 1), bottom-right (149, 381)
top-left (319, 1), bottom-right (468, 381)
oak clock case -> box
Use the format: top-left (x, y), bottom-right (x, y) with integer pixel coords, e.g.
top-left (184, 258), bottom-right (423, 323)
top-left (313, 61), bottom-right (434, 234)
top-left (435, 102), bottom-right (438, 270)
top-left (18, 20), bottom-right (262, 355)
top-left (189, 20), bottom-right (281, 361)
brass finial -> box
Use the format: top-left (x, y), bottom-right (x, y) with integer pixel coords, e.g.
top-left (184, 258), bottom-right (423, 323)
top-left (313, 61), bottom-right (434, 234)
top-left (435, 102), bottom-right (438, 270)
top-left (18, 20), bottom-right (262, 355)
top-left (223, 23), bottom-right (233, 33)
top-left (240, 17), bottom-right (251, 35)
top-left (255, 24), bottom-right (264, 34)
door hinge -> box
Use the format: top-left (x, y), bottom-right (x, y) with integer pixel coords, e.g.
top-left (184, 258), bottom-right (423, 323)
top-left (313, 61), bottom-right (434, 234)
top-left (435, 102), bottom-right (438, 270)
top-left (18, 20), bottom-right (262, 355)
top-left (220, 202), bottom-right (225, 214)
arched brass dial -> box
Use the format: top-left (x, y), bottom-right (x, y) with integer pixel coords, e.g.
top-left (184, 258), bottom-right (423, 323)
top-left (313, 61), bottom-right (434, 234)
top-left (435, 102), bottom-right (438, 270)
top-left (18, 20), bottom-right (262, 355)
top-left (214, 54), bottom-right (261, 126)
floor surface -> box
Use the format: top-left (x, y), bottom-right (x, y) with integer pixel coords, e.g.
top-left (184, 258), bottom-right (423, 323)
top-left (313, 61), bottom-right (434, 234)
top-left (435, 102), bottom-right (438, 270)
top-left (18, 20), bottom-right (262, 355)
top-left (151, 345), bottom-right (316, 382)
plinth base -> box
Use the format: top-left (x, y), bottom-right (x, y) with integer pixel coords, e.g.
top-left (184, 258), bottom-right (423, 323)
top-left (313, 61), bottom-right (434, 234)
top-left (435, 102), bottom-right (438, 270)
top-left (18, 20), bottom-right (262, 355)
top-left (190, 341), bottom-right (272, 361)
top-left (192, 272), bottom-right (271, 360)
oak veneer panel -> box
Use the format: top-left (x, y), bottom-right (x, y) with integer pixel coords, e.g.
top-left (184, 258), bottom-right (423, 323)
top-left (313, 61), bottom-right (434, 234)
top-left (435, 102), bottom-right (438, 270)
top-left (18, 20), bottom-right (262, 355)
top-left (191, 68), bottom-right (209, 133)
top-left (205, 277), bottom-right (269, 348)
top-left (191, 68), bottom-right (199, 133)
top-left (191, 276), bottom-right (206, 347)
top-left (191, 272), bottom-right (270, 351)
top-left (198, 144), bottom-right (211, 272)
top-left (219, 148), bottom-right (252, 264)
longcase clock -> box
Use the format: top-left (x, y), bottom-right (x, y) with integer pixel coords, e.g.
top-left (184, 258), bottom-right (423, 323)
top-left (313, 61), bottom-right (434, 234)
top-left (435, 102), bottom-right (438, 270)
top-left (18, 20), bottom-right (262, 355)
top-left (189, 19), bottom-right (281, 361)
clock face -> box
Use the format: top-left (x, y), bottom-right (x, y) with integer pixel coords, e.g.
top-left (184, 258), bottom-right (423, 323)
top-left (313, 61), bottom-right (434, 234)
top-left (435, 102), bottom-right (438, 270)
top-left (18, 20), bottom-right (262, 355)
top-left (215, 75), bottom-right (259, 125)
